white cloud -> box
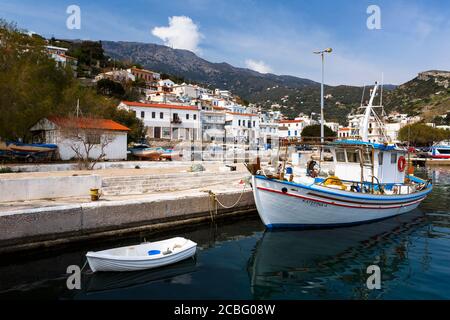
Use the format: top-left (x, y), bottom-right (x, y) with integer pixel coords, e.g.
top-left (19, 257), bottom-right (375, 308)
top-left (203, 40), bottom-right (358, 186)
top-left (151, 16), bottom-right (203, 53)
top-left (245, 59), bottom-right (272, 74)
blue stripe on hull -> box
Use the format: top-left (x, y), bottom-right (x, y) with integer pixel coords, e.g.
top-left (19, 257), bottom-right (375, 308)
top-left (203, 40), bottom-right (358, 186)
top-left (265, 212), bottom-right (406, 230)
top-left (255, 175), bottom-right (432, 202)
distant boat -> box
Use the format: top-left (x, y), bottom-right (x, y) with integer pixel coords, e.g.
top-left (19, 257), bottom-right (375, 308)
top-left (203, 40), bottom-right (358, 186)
top-left (131, 147), bottom-right (165, 160)
top-left (428, 144), bottom-right (450, 159)
top-left (6, 142), bottom-right (57, 153)
top-left (86, 237), bottom-right (197, 272)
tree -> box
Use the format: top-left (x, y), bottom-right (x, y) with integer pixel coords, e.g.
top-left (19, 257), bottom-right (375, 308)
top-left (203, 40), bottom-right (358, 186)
top-left (398, 123), bottom-right (450, 146)
top-left (96, 79), bottom-right (125, 98)
top-left (61, 118), bottom-right (115, 170)
top-left (301, 124), bottom-right (337, 138)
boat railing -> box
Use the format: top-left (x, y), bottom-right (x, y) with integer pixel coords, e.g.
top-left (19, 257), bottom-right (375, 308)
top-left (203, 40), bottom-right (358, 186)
top-left (317, 174), bottom-right (428, 195)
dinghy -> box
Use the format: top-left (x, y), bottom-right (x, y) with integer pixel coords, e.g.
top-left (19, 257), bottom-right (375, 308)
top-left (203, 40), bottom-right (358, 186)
top-left (86, 237), bottom-right (197, 272)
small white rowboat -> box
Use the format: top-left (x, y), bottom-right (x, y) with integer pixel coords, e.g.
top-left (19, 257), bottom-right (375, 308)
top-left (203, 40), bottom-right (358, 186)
top-left (86, 237), bottom-right (197, 272)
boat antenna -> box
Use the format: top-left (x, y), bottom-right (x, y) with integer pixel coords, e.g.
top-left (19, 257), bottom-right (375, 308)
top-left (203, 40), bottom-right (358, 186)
top-left (361, 82), bottom-right (378, 142)
top-left (360, 85), bottom-right (366, 108)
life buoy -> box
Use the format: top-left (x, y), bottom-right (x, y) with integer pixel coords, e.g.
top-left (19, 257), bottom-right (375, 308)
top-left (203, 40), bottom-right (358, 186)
top-left (397, 156), bottom-right (406, 172)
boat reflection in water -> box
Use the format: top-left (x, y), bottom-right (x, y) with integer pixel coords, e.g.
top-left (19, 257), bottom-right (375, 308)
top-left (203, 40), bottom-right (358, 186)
top-left (83, 258), bottom-right (197, 295)
top-left (248, 209), bottom-right (429, 299)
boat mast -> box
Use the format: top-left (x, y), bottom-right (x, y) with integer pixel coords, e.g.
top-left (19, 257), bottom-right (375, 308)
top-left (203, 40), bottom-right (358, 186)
top-left (361, 82), bottom-right (378, 142)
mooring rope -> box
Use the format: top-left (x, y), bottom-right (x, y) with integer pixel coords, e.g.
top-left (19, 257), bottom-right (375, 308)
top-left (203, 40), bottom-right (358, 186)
top-left (211, 182), bottom-right (247, 209)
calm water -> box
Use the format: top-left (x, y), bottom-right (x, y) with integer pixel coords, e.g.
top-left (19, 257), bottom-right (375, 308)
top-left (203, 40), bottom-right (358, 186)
top-left (1, 167), bottom-right (450, 300)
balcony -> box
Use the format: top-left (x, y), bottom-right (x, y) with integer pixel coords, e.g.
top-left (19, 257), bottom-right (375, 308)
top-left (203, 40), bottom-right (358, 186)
top-left (171, 117), bottom-right (182, 124)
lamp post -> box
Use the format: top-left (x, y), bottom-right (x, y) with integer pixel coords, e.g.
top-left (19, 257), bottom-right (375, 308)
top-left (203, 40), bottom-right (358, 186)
top-left (313, 48), bottom-right (332, 143)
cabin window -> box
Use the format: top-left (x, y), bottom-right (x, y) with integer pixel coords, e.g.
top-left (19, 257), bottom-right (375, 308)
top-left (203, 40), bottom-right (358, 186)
top-left (346, 149), bottom-right (360, 163)
top-left (336, 149), bottom-right (346, 162)
top-left (378, 152), bottom-right (384, 165)
top-left (391, 153), bottom-right (397, 164)
top-left (363, 151), bottom-right (372, 164)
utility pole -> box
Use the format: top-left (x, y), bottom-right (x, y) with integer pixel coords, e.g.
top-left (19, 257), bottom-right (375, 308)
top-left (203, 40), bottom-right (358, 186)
top-left (313, 48), bottom-right (333, 143)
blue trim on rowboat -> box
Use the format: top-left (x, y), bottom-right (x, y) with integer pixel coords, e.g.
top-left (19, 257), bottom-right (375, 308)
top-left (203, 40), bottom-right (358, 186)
top-left (266, 213), bottom-right (405, 229)
top-left (254, 175), bottom-right (432, 201)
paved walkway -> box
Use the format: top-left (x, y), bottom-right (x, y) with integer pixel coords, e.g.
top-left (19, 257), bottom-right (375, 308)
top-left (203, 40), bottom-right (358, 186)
top-left (0, 167), bottom-right (250, 214)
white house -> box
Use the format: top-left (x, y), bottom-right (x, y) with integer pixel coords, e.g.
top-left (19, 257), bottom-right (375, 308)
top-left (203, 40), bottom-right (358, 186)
top-left (45, 45), bottom-right (78, 74)
top-left (94, 69), bottom-right (135, 83)
top-left (277, 119), bottom-right (305, 139)
top-left (172, 83), bottom-right (210, 99)
top-left (119, 101), bottom-right (201, 141)
top-left (30, 117), bottom-right (130, 160)
top-left (157, 79), bottom-right (175, 88)
top-left (225, 111), bottom-right (260, 144)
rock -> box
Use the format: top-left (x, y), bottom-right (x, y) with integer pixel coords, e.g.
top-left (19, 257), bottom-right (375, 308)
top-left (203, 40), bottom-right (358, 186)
top-left (190, 164), bottom-right (205, 172)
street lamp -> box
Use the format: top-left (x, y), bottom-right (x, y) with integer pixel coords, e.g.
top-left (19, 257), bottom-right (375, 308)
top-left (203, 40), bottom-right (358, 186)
top-left (313, 48), bottom-right (332, 143)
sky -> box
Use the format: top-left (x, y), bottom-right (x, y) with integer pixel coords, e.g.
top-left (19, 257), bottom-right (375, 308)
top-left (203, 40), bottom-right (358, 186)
top-left (1, 0), bottom-right (449, 86)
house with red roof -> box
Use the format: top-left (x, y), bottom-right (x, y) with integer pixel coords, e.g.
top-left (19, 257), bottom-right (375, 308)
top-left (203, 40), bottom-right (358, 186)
top-left (30, 116), bottom-right (130, 160)
top-left (118, 101), bottom-right (201, 141)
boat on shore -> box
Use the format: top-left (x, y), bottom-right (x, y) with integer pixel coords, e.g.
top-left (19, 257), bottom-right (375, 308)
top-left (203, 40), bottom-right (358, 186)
top-left (86, 237), bottom-right (197, 272)
top-left (130, 146), bottom-right (165, 160)
top-left (246, 83), bottom-right (432, 229)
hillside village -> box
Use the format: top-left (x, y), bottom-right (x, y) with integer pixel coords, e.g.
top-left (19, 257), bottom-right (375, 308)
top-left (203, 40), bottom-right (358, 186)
top-left (1, 24), bottom-right (450, 163)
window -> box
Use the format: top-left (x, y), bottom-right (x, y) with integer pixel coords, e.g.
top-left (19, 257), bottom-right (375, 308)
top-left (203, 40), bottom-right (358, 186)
top-left (288, 130), bottom-right (291, 136)
top-left (194, 114), bottom-right (197, 120)
top-left (391, 153), bottom-right (397, 164)
top-left (152, 112), bottom-right (156, 119)
top-left (346, 149), bottom-right (360, 163)
top-left (140, 111), bottom-right (145, 118)
top-left (186, 114), bottom-right (189, 120)
top-left (378, 152), bottom-right (384, 165)
top-left (243, 120), bottom-right (246, 127)
top-left (162, 127), bottom-right (171, 139)
top-left (238, 120), bottom-right (241, 126)
top-left (87, 133), bottom-right (101, 145)
top-left (294, 130), bottom-right (297, 136)
top-left (160, 112), bottom-right (164, 119)
top-left (336, 148), bottom-right (346, 162)
top-left (253, 121), bottom-right (256, 127)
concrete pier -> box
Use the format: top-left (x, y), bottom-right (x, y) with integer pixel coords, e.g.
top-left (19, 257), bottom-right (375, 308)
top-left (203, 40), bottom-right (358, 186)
top-left (0, 163), bottom-right (256, 254)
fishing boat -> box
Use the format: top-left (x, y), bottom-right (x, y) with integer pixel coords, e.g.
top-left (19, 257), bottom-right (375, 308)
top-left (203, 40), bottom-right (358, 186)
top-left (131, 147), bottom-right (165, 160)
top-left (246, 83), bottom-right (433, 229)
top-left (86, 237), bottom-right (197, 272)
top-left (428, 143), bottom-right (450, 159)
top-left (6, 142), bottom-right (58, 153)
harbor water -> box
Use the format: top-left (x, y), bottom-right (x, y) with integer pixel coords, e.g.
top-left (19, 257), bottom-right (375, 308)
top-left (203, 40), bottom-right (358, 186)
top-left (0, 167), bottom-right (449, 300)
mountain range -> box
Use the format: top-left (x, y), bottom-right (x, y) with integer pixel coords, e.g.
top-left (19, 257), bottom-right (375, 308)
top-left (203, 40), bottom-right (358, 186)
top-left (102, 41), bottom-right (448, 124)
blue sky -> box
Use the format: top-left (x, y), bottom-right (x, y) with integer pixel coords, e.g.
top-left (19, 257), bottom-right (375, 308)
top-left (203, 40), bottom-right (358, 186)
top-left (1, 0), bottom-right (449, 85)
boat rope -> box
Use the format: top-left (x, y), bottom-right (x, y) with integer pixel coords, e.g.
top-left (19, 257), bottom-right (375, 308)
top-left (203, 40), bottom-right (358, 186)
top-left (209, 182), bottom-right (247, 210)
top-left (80, 258), bottom-right (89, 272)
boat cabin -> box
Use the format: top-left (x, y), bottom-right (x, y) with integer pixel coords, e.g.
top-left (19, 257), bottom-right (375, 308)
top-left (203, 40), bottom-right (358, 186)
top-left (330, 140), bottom-right (407, 184)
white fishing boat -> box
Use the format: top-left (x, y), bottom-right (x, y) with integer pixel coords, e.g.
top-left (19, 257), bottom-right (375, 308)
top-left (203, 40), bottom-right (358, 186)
top-left (86, 237), bottom-right (197, 272)
top-left (247, 83), bottom-right (433, 229)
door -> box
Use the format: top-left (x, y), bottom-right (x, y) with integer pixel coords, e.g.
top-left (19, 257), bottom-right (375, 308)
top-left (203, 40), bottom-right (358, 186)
top-left (154, 127), bottom-right (161, 139)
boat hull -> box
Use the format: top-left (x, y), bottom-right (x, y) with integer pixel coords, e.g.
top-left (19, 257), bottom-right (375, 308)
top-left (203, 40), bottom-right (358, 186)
top-left (86, 238), bottom-right (197, 272)
top-left (252, 175), bottom-right (431, 229)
